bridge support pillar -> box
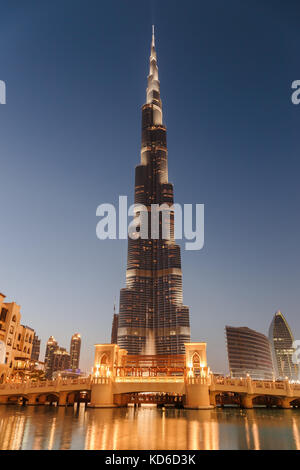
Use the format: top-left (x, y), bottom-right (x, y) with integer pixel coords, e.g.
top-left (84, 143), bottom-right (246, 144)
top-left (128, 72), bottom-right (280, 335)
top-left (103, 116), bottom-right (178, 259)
top-left (58, 392), bottom-right (68, 407)
top-left (67, 393), bottom-right (75, 406)
top-left (209, 392), bottom-right (217, 407)
top-left (37, 395), bottom-right (46, 405)
top-left (185, 381), bottom-right (214, 409)
top-left (280, 398), bottom-right (291, 409)
top-left (89, 380), bottom-right (116, 408)
top-left (241, 395), bottom-right (253, 409)
top-left (28, 394), bottom-right (39, 406)
top-left (113, 393), bottom-right (129, 407)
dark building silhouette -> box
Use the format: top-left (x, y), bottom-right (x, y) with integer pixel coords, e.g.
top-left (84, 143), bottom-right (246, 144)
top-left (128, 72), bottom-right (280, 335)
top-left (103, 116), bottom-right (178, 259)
top-left (269, 310), bottom-right (298, 380)
top-left (31, 334), bottom-right (41, 362)
top-left (70, 333), bottom-right (81, 370)
top-left (116, 27), bottom-right (190, 355)
top-left (111, 306), bottom-right (118, 344)
top-left (226, 326), bottom-right (274, 380)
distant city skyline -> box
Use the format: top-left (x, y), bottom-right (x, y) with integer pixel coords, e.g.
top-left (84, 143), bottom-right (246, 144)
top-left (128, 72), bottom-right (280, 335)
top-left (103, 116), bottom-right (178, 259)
top-left (1, 0), bottom-right (300, 373)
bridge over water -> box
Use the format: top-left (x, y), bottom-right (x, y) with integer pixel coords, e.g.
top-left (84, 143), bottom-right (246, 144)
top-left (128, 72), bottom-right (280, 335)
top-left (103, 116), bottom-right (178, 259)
top-left (0, 374), bottom-right (300, 409)
top-left (0, 343), bottom-right (300, 409)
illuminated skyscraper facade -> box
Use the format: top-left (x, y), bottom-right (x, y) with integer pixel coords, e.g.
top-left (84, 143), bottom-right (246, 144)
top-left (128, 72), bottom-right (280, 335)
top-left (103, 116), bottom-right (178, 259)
top-left (116, 28), bottom-right (191, 355)
top-left (44, 336), bottom-right (58, 379)
top-left (269, 310), bottom-right (298, 380)
top-left (70, 333), bottom-right (81, 370)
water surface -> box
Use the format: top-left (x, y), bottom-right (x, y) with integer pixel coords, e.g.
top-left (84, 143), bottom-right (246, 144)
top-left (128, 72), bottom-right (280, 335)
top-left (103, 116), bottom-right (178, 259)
top-left (0, 405), bottom-right (299, 450)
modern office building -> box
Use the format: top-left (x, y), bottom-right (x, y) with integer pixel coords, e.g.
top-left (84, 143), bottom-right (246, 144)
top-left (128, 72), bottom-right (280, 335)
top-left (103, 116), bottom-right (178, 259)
top-left (269, 310), bottom-right (298, 380)
top-left (70, 333), bottom-right (81, 370)
top-left (226, 326), bottom-right (274, 380)
top-left (116, 27), bottom-right (190, 355)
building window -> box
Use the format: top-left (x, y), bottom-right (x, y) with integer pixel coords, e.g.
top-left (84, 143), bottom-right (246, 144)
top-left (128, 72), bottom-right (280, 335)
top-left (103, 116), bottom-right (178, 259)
top-left (0, 308), bottom-right (7, 322)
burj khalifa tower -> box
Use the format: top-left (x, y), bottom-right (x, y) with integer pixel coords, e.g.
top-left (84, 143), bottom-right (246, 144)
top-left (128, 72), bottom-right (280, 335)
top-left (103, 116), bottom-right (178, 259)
top-left (115, 27), bottom-right (191, 355)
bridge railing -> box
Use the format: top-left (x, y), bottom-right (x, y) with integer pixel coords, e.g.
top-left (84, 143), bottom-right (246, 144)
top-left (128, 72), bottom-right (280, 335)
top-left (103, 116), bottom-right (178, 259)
top-left (114, 376), bottom-right (184, 383)
top-left (92, 377), bottom-right (111, 385)
top-left (212, 377), bottom-right (246, 387)
top-left (186, 377), bottom-right (211, 385)
top-left (0, 377), bottom-right (92, 393)
top-left (210, 376), bottom-right (300, 396)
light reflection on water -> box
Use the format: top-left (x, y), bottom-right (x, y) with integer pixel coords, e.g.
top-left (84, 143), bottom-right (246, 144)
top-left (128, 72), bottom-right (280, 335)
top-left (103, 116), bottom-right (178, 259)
top-left (0, 405), bottom-right (299, 450)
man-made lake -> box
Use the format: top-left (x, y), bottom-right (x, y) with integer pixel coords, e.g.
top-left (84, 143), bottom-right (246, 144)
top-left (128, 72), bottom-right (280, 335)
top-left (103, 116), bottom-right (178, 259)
top-left (0, 404), bottom-right (299, 450)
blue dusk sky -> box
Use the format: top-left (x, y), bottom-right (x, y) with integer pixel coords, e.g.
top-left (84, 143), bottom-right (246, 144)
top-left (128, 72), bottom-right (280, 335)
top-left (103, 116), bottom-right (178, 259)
top-left (0, 0), bottom-right (300, 373)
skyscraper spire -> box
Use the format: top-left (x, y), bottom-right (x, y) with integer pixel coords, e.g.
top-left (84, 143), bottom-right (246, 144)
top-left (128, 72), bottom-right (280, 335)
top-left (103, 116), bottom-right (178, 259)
top-left (147, 25), bottom-right (162, 124)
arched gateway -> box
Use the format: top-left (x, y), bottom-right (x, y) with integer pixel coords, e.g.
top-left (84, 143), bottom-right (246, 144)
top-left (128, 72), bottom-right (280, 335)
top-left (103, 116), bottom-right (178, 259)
top-left (90, 342), bottom-right (213, 409)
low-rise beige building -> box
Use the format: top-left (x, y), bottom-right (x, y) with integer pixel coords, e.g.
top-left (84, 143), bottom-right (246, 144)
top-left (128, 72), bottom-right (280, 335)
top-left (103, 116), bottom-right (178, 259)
top-left (0, 293), bottom-right (35, 382)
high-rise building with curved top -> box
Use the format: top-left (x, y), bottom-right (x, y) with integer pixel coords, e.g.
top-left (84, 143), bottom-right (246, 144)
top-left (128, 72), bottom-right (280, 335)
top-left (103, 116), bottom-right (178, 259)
top-left (226, 326), bottom-right (274, 380)
top-left (269, 310), bottom-right (298, 380)
top-left (116, 27), bottom-right (191, 355)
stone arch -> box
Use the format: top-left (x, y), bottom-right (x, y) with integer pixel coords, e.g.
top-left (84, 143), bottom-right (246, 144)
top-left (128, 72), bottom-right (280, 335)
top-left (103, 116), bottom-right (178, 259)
top-left (7, 395), bottom-right (29, 404)
top-left (290, 398), bottom-right (300, 408)
top-left (212, 392), bottom-right (242, 407)
top-left (114, 391), bottom-right (184, 407)
top-left (44, 393), bottom-right (59, 404)
top-left (252, 395), bottom-right (282, 408)
top-left (66, 390), bottom-right (90, 406)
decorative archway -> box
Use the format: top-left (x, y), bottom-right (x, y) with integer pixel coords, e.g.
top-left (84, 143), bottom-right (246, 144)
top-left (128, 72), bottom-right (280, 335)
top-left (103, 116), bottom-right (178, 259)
top-left (192, 353), bottom-right (201, 376)
top-left (100, 354), bottom-right (108, 366)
